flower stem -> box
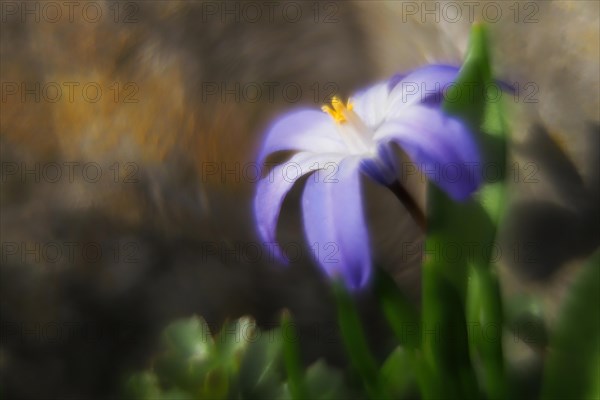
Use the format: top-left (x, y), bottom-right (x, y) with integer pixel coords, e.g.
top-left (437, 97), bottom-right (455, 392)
top-left (388, 181), bottom-right (427, 231)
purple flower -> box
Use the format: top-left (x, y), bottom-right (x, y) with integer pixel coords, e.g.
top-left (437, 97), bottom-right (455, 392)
top-left (254, 65), bottom-right (482, 290)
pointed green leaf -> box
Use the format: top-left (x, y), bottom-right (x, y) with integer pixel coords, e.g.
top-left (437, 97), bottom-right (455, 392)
top-left (123, 372), bottom-right (163, 399)
top-left (374, 268), bottom-right (420, 350)
top-left (280, 310), bottom-right (309, 400)
top-left (541, 250), bottom-right (600, 400)
top-left (380, 347), bottom-right (417, 398)
top-left (237, 325), bottom-right (285, 399)
top-left (305, 360), bottom-right (349, 400)
top-left (332, 280), bottom-right (387, 399)
top-left (423, 23), bottom-right (510, 399)
top-left (162, 316), bottom-right (214, 360)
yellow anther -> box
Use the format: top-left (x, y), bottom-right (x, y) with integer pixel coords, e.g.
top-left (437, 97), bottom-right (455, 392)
top-left (322, 96), bottom-right (354, 124)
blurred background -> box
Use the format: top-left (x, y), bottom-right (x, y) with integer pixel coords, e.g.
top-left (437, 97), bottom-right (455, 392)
top-left (1, 1), bottom-right (598, 398)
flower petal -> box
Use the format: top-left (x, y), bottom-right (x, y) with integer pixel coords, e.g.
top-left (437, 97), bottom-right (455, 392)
top-left (374, 105), bottom-right (481, 201)
top-left (302, 156), bottom-right (371, 290)
top-left (350, 80), bottom-right (390, 128)
top-left (350, 65), bottom-right (461, 128)
top-left (254, 152), bottom-right (345, 262)
top-left (387, 64), bottom-right (460, 112)
top-left (359, 143), bottom-right (398, 185)
top-left (257, 109), bottom-right (347, 164)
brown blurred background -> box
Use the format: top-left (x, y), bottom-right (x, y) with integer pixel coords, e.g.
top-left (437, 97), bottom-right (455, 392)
top-left (1, 1), bottom-right (598, 398)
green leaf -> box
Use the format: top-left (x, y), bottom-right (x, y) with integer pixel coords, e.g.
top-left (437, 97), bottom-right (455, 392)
top-left (421, 261), bottom-right (480, 400)
top-left (541, 249), bottom-right (600, 400)
top-left (162, 316), bottom-right (214, 360)
top-left (305, 360), bottom-right (349, 400)
top-left (422, 23), bottom-right (511, 399)
top-left (466, 262), bottom-right (506, 399)
top-left (154, 317), bottom-right (217, 394)
top-left (160, 388), bottom-right (195, 400)
top-left (374, 268), bottom-right (420, 350)
top-left (380, 347), bottom-right (417, 398)
top-left (215, 317), bottom-right (257, 366)
top-left (280, 310), bottom-right (309, 400)
top-left (123, 372), bottom-right (163, 399)
top-left (201, 366), bottom-right (229, 400)
top-left (237, 325), bottom-right (285, 399)
top-left (332, 280), bottom-right (387, 399)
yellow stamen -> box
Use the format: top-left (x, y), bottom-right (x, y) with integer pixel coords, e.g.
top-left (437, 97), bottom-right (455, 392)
top-left (322, 96), bottom-right (353, 124)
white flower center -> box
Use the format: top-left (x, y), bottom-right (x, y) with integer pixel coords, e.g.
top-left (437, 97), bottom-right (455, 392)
top-left (322, 97), bottom-right (375, 155)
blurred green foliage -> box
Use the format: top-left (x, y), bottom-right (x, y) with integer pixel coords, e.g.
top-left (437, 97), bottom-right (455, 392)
top-left (123, 314), bottom-right (350, 400)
